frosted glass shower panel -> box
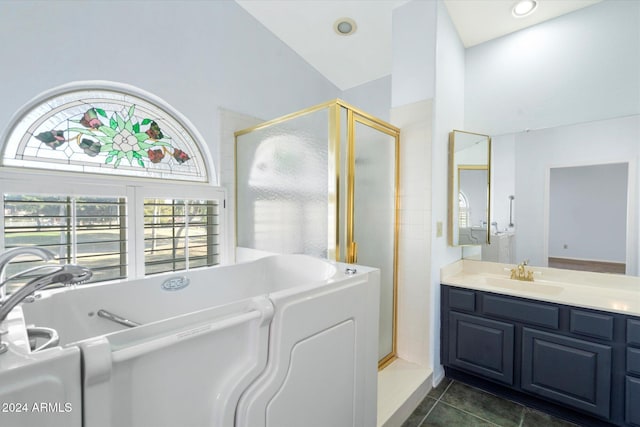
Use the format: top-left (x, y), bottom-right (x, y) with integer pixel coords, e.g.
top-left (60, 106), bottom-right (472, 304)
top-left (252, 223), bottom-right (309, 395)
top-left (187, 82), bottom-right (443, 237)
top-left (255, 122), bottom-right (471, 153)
top-left (236, 109), bottom-right (329, 257)
top-left (352, 119), bottom-right (397, 360)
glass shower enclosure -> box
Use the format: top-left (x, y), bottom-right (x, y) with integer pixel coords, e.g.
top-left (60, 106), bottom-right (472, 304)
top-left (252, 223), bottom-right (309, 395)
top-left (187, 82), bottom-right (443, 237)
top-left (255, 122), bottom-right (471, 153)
top-left (235, 99), bottom-right (400, 367)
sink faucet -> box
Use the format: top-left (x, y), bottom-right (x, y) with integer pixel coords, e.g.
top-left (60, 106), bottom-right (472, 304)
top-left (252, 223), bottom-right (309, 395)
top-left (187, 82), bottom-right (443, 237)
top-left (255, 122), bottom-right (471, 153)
top-left (0, 247), bottom-right (56, 301)
top-left (510, 260), bottom-right (534, 282)
top-left (0, 264), bottom-right (92, 354)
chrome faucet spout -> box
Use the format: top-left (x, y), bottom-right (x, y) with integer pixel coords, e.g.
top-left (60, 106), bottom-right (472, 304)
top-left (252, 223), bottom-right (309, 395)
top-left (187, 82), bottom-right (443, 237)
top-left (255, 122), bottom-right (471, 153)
top-left (0, 263), bottom-right (92, 354)
top-left (0, 247), bottom-right (56, 301)
top-left (0, 248), bottom-right (91, 355)
top-left (0, 264), bottom-right (92, 323)
top-left (0, 263), bottom-right (89, 354)
top-left (0, 247), bottom-right (56, 273)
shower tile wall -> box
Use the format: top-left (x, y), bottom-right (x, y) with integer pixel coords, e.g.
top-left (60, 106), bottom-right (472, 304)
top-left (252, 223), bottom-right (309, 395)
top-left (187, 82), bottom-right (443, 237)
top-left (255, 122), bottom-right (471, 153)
top-left (391, 100), bottom-right (433, 364)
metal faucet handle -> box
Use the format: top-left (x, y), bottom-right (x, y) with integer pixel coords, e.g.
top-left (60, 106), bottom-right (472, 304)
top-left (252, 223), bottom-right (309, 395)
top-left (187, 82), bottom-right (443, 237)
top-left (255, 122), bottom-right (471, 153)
top-left (510, 261), bottom-right (535, 282)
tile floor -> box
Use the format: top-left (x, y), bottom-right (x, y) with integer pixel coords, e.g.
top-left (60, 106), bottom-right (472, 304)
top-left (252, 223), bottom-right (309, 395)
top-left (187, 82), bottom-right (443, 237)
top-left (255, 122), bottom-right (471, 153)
top-left (402, 378), bottom-right (579, 427)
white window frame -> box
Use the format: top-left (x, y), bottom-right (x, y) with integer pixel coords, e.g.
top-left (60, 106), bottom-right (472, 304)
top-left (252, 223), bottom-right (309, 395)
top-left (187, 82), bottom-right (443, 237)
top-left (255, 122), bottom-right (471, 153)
top-left (0, 167), bottom-right (227, 282)
top-left (133, 184), bottom-right (226, 277)
top-left (0, 81), bottom-right (227, 283)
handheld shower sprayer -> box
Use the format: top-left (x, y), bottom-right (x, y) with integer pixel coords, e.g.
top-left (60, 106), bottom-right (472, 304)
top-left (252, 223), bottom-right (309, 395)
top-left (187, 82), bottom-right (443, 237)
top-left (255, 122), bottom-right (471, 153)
top-left (0, 264), bottom-right (92, 354)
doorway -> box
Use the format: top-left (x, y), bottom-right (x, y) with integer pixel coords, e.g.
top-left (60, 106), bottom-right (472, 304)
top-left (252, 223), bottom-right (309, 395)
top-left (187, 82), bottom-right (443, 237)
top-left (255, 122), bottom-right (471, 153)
top-left (547, 162), bottom-right (629, 274)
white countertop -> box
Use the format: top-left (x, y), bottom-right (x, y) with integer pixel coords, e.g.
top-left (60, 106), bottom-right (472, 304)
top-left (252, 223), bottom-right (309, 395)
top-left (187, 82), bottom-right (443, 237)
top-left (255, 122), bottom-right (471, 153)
top-left (441, 260), bottom-right (640, 317)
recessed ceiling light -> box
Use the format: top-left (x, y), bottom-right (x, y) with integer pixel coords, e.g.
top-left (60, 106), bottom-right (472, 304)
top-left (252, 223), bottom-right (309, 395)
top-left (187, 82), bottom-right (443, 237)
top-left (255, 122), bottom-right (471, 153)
top-left (334, 17), bottom-right (357, 36)
top-left (512, 0), bottom-right (538, 17)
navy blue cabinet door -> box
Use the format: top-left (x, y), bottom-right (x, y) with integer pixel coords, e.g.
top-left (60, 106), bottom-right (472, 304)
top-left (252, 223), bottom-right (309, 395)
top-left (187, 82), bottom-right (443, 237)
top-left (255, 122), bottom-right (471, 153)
top-left (448, 312), bottom-right (515, 385)
top-left (627, 376), bottom-right (640, 426)
top-left (521, 327), bottom-right (612, 418)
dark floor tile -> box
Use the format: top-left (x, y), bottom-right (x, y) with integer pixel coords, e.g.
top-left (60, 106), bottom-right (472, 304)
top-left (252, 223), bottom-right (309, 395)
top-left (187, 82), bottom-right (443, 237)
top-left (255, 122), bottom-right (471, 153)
top-left (521, 407), bottom-right (580, 427)
top-left (427, 378), bottom-right (453, 400)
top-left (421, 401), bottom-right (497, 427)
top-left (440, 382), bottom-right (524, 427)
top-left (401, 397), bottom-right (437, 427)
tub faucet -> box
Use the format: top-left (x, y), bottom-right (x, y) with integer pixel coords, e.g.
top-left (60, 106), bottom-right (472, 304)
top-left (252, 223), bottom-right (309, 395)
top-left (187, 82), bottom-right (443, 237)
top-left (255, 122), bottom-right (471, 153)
top-left (0, 264), bottom-right (92, 322)
top-left (0, 247), bottom-right (56, 301)
top-left (0, 264), bottom-right (92, 354)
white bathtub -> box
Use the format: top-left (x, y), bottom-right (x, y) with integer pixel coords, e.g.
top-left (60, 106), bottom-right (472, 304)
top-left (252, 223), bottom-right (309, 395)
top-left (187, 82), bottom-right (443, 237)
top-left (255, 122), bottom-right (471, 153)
top-left (14, 254), bottom-right (380, 427)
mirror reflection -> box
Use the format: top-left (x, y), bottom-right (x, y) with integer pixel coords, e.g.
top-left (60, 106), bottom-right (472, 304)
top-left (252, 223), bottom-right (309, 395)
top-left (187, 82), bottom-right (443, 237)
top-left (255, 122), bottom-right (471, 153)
top-left (449, 130), bottom-right (491, 247)
top-left (462, 115), bottom-right (639, 276)
top-left (548, 163), bottom-right (628, 274)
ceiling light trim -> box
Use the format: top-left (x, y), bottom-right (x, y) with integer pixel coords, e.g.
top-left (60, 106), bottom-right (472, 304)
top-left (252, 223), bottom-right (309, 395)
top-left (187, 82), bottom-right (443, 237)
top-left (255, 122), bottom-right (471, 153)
top-left (512, 0), bottom-right (538, 18)
top-left (334, 17), bottom-right (357, 36)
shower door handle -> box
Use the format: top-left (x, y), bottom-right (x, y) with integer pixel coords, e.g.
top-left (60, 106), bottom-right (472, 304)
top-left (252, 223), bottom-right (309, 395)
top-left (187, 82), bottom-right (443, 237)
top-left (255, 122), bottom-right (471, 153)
top-left (348, 241), bottom-right (358, 264)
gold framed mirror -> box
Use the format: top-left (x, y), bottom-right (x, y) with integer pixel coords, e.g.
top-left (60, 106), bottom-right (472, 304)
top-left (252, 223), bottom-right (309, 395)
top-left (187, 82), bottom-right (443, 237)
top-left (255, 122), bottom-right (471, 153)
top-left (448, 130), bottom-right (491, 246)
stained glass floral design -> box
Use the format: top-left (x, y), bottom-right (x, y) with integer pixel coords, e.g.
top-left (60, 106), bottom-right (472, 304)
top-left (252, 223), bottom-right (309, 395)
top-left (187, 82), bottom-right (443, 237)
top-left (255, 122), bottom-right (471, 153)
top-left (2, 85), bottom-right (209, 182)
top-left (34, 105), bottom-right (190, 169)
top-left (35, 130), bottom-right (66, 149)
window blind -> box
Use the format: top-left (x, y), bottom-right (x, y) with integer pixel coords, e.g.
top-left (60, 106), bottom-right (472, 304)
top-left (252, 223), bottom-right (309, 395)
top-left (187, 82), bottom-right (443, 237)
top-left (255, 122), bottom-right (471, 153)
top-left (143, 199), bottom-right (220, 275)
top-left (2, 194), bottom-right (127, 292)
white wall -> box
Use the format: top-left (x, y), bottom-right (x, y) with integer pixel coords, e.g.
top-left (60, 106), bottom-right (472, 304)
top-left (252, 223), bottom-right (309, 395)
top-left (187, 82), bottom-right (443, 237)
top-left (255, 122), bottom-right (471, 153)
top-left (342, 76), bottom-right (392, 122)
top-left (391, 0), bottom-right (437, 107)
top-left (465, 0), bottom-right (640, 136)
top-left (549, 163), bottom-right (628, 263)
top-left (385, 2), bottom-right (466, 408)
top-left (0, 0), bottom-right (340, 183)
top-left (430, 0), bottom-right (466, 382)
top-left (491, 135), bottom-right (516, 232)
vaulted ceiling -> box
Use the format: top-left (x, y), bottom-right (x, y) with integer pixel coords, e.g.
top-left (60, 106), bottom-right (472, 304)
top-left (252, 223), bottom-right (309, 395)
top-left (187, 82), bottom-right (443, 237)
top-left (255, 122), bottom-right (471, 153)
top-left (235, 0), bottom-right (602, 90)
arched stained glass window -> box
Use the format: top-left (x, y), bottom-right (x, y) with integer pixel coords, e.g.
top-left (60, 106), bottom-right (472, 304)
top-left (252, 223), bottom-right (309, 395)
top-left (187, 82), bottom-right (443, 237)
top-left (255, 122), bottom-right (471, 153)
top-left (1, 81), bottom-right (212, 182)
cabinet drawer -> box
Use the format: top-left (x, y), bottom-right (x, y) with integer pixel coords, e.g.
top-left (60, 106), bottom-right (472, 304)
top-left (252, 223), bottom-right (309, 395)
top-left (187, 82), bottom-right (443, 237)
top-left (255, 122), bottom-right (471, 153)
top-left (629, 347), bottom-right (640, 376)
top-left (448, 312), bottom-right (514, 385)
top-left (482, 294), bottom-right (559, 329)
top-left (448, 288), bottom-right (475, 312)
top-left (629, 319), bottom-right (640, 346)
top-left (521, 328), bottom-right (612, 418)
top-left (570, 310), bottom-right (614, 341)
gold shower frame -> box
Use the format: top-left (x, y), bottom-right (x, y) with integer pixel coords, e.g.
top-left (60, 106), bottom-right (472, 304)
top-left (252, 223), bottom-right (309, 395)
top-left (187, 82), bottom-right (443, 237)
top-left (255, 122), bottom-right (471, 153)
top-left (234, 99), bottom-right (400, 369)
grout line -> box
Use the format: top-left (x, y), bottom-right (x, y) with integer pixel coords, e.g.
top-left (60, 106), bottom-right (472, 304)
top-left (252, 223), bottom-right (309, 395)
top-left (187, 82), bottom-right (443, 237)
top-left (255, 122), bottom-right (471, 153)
top-left (437, 400), bottom-right (503, 427)
top-left (439, 379), bottom-right (454, 400)
top-left (415, 380), bottom-right (576, 427)
top-left (417, 380), bottom-right (453, 426)
top-left (428, 381), bottom-right (524, 427)
top-left (415, 399), bottom-right (435, 427)
top-left (518, 407), bottom-right (525, 427)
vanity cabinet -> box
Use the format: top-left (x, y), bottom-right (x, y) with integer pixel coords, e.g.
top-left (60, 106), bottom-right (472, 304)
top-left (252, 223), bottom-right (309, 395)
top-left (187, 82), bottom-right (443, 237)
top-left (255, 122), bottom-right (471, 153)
top-left (521, 328), bottom-right (612, 418)
top-left (448, 311), bottom-right (514, 385)
top-left (627, 320), bottom-right (640, 426)
top-left (442, 285), bottom-right (640, 427)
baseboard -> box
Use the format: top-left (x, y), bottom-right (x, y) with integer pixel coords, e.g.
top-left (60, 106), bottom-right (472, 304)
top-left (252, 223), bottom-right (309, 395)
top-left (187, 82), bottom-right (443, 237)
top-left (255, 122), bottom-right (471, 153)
top-left (548, 257), bottom-right (626, 274)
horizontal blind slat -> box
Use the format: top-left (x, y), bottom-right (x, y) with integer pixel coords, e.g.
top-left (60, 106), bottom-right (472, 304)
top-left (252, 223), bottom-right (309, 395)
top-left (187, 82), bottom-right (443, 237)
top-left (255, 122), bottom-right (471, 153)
top-left (143, 198), bottom-right (220, 275)
top-left (3, 194), bottom-right (127, 288)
